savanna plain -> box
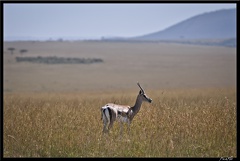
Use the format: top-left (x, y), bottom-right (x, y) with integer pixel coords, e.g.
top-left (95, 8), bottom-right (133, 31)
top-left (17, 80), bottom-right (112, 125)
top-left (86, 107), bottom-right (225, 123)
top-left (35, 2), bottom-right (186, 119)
top-left (3, 41), bottom-right (236, 157)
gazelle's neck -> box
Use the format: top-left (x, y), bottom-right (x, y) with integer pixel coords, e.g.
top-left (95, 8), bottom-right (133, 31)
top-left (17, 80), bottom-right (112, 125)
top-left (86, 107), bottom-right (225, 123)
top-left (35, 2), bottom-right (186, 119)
top-left (129, 94), bottom-right (143, 121)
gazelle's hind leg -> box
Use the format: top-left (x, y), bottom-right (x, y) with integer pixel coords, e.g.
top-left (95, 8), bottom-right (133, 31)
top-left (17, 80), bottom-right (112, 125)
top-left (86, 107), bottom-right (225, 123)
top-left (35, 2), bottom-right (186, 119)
top-left (102, 108), bottom-right (109, 134)
top-left (108, 108), bottom-right (116, 132)
top-left (103, 120), bottom-right (108, 133)
top-left (108, 119), bottom-right (114, 132)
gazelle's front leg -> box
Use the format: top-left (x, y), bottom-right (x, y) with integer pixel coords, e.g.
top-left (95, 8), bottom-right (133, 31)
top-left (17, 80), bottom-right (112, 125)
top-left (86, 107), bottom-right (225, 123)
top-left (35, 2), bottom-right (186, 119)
top-left (127, 109), bottom-right (132, 136)
top-left (119, 122), bottom-right (124, 139)
top-left (127, 122), bottom-right (130, 136)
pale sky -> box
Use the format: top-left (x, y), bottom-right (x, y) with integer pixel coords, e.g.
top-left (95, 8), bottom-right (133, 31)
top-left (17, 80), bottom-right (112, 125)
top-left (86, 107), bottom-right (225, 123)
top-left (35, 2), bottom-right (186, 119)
top-left (3, 3), bottom-right (236, 41)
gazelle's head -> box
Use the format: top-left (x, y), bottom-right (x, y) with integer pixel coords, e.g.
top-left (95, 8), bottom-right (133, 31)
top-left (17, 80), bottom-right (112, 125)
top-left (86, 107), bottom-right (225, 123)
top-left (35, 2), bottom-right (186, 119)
top-left (137, 82), bottom-right (152, 103)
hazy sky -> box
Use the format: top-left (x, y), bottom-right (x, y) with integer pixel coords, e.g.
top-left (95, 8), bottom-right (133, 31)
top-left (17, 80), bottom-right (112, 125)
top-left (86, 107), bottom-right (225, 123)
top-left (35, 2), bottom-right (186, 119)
top-left (4, 3), bottom-right (236, 40)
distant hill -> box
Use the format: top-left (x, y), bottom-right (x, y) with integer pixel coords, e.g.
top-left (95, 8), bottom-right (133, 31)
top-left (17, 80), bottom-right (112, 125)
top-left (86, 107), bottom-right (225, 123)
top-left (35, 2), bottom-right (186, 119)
top-left (131, 8), bottom-right (236, 41)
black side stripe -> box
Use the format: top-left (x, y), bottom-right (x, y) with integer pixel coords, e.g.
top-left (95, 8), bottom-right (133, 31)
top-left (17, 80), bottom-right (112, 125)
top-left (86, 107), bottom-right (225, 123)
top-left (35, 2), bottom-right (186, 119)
top-left (107, 107), bottom-right (112, 123)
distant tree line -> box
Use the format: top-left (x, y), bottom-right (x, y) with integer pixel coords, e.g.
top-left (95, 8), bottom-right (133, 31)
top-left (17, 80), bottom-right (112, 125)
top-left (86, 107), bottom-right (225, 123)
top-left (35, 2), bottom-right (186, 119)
top-left (16, 56), bottom-right (103, 64)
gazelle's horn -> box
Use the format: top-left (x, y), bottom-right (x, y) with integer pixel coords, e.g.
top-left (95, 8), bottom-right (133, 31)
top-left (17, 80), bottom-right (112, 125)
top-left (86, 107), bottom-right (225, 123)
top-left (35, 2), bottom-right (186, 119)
top-left (137, 82), bottom-right (145, 93)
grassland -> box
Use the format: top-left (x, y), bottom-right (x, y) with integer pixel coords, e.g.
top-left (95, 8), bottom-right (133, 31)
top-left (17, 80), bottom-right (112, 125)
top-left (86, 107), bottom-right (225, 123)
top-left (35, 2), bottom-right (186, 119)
top-left (3, 88), bottom-right (236, 157)
top-left (3, 41), bottom-right (236, 92)
top-left (3, 41), bottom-right (236, 157)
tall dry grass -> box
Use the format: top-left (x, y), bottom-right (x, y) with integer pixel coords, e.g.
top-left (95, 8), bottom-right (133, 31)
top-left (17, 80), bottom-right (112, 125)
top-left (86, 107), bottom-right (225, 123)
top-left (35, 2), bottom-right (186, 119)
top-left (3, 88), bottom-right (236, 157)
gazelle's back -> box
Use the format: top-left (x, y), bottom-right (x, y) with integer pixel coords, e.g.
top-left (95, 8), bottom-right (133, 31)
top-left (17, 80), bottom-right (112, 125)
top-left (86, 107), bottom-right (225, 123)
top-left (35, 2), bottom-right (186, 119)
top-left (102, 103), bottom-right (130, 113)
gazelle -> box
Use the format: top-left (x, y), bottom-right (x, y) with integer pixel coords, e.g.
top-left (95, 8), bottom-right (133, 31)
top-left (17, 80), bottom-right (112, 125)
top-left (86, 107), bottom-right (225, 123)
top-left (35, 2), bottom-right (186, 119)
top-left (101, 82), bottom-right (152, 136)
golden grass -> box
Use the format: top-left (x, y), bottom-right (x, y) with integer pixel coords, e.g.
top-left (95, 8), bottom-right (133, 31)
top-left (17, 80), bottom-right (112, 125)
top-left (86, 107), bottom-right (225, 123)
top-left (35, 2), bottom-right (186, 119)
top-left (3, 88), bottom-right (236, 157)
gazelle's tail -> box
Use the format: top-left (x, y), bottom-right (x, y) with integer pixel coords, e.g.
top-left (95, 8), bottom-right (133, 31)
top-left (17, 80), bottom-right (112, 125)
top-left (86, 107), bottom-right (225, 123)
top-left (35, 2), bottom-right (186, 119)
top-left (101, 106), bottom-right (111, 123)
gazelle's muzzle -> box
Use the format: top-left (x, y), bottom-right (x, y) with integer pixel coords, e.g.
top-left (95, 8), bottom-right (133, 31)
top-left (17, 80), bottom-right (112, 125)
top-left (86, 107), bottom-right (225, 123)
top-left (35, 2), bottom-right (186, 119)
top-left (148, 98), bottom-right (152, 103)
top-left (144, 94), bottom-right (152, 103)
